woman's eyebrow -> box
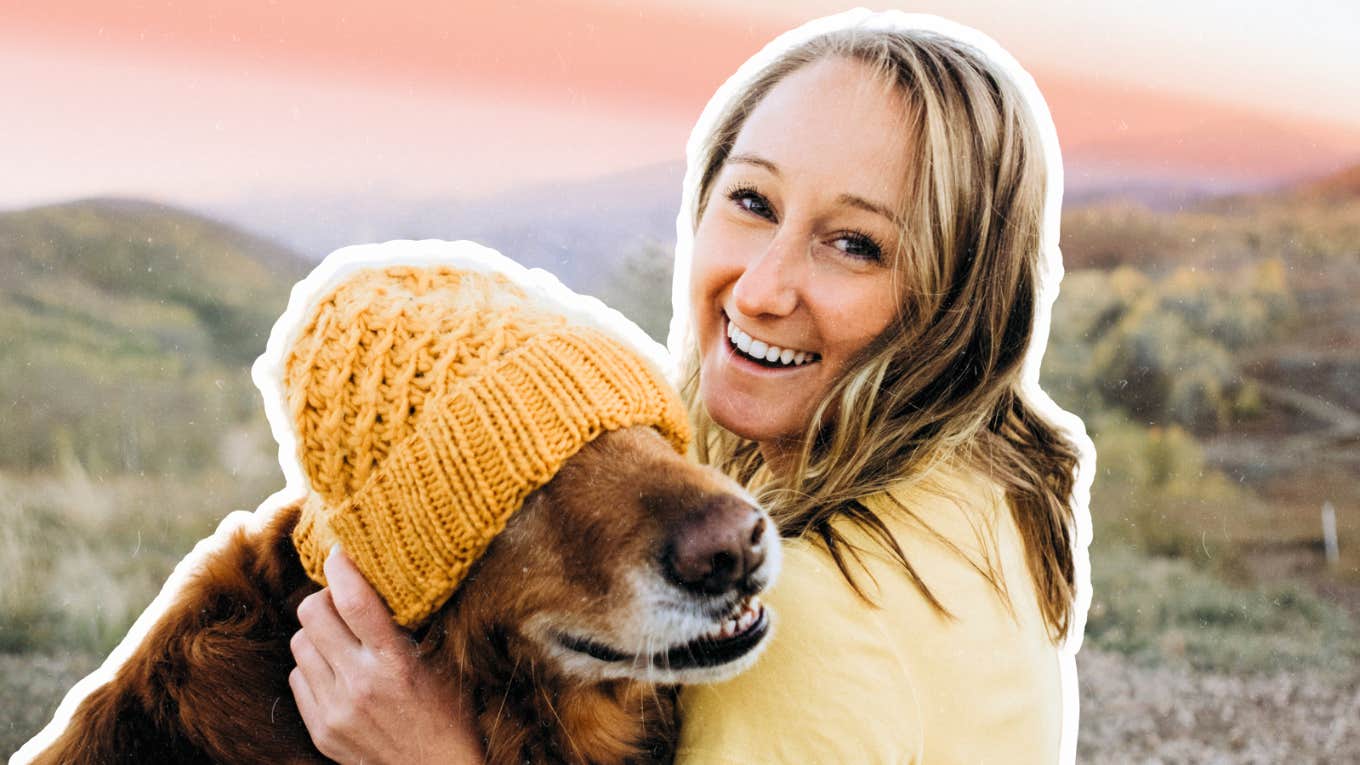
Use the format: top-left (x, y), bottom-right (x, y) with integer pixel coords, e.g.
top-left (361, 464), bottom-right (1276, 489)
top-left (726, 153), bottom-right (780, 175)
top-left (837, 193), bottom-right (900, 226)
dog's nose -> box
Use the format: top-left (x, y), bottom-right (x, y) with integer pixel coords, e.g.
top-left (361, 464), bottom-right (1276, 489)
top-left (665, 495), bottom-right (768, 596)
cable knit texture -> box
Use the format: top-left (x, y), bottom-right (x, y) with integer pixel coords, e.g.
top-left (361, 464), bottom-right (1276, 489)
top-left (285, 265), bottom-right (689, 626)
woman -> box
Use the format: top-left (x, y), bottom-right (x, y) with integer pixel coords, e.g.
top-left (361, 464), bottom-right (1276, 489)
top-left (289, 10), bottom-right (1094, 763)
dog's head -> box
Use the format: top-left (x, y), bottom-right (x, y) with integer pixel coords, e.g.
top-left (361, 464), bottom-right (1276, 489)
top-left (437, 425), bottom-right (781, 686)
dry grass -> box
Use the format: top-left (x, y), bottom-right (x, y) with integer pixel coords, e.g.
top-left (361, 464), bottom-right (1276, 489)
top-left (0, 449), bottom-right (281, 654)
top-left (0, 454), bottom-right (285, 757)
top-left (1, 651), bottom-right (101, 758)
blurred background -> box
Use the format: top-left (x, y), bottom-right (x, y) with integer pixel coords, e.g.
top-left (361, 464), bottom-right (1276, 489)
top-left (2, 1), bottom-right (1358, 760)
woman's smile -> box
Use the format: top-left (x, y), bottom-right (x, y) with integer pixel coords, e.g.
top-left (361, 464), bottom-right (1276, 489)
top-left (723, 312), bottom-right (821, 370)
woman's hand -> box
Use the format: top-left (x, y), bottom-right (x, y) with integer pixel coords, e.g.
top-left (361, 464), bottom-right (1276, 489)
top-left (289, 547), bottom-right (485, 765)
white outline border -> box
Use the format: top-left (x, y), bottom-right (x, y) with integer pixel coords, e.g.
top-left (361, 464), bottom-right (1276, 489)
top-left (663, 9), bottom-right (1096, 764)
top-left (12, 240), bottom-right (672, 763)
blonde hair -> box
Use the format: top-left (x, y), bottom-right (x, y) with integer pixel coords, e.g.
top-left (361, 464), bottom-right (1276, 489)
top-left (679, 28), bottom-right (1081, 642)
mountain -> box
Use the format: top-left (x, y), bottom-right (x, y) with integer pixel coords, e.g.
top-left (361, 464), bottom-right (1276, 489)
top-left (0, 198), bottom-right (309, 472)
top-left (1, 197), bottom-right (310, 361)
top-left (1293, 163), bottom-right (1360, 201)
top-left (208, 161), bottom-right (686, 295)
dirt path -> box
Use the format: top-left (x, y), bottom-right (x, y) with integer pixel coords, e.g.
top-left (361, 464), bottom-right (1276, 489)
top-left (1078, 647), bottom-right (1360, 764)
top-left (1251, 380), bottom-right (1360, 433)
top-left (1250, 378), bottom-right (1360, 456)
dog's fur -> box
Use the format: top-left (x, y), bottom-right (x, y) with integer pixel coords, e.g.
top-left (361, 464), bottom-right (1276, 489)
top-left (31, 426), bottom-right (779, 764)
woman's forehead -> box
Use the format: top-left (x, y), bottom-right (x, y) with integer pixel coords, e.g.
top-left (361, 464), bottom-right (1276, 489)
top-left (726, 57), bottom-right (913, 209)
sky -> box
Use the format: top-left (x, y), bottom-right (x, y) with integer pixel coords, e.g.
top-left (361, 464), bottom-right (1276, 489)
top-left (2, 0), bottom-right (1358, 209)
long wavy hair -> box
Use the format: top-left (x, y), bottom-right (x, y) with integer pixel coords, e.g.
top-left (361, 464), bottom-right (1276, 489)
top-left (678, 28), bottom-right (1083, 642)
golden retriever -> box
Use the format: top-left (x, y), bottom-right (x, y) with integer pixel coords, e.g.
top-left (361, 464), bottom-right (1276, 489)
top-left (29, 425), bottom-right (780, 764)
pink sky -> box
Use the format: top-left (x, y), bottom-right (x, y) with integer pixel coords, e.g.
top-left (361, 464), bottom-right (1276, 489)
top-left (2, 0), bottom-right (1357, 208)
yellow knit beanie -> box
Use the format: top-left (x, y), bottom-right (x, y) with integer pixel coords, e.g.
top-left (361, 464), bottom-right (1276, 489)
top-left (284, 264), bottom-right (689, 626)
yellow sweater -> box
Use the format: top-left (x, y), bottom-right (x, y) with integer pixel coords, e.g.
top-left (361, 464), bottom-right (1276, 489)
top-left (675, 460), bottom-right (1063, 764)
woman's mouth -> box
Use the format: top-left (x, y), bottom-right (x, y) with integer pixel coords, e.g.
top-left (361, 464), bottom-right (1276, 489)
top-left (725, 315), bottom-right (821, 369)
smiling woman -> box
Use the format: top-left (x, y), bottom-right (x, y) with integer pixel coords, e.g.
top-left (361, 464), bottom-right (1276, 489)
top-left (669, 12), bottom-right (1096, 763)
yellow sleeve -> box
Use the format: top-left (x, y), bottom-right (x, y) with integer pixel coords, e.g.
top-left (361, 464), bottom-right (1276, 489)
top-left (674, 541), bottom-right (923, 765)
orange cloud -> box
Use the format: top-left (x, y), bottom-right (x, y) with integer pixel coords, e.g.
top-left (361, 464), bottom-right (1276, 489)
top-left (4, 0), bottom-right (1357, 204)
top-left (3, 0), bottom-right (783, 119)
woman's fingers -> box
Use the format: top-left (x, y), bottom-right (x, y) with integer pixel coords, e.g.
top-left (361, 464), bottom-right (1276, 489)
top-left (290, 641), bottom-right (350, 759)
top-left (322, 546), bottom-right (411, 656)
top-left (296, 585), bottom-right (362, 665)
top-left (288, 666), bottom-right (322, 732)
top-left (289, 625), bottom-right (336, 691)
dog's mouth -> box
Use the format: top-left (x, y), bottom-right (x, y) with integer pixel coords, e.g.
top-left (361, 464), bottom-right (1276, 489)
top-left (556, 595), bottom-right (769, 671)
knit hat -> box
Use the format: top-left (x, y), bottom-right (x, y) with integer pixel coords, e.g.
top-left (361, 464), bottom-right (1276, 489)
top-left (284, 264), bottom-right (689, 626)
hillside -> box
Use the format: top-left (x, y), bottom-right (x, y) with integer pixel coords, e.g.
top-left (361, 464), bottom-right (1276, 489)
top-left (1295, 163), bottom-right (1360, 201)
top-left (1060, 163), bottom-right (1360, 272)
top-left (0, 198), bottom-right (309, 472)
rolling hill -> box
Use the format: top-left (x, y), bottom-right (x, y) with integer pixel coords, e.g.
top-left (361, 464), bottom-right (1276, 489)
top-left (0, 198), bottom-right (309, 472)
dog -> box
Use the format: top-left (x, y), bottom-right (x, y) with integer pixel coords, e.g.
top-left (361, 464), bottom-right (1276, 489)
top-left (27, 424), bottom-right (780, 764)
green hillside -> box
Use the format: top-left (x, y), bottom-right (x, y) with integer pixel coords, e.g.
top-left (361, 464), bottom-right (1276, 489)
top-left (0, 198), bottom-right (310, 473)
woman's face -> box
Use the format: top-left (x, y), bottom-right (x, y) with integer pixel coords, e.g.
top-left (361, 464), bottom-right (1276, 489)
top-left (690, 56), bottom-right (912, 459)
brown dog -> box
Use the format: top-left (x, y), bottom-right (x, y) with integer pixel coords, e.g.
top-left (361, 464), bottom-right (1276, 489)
top-left (28, 425), bottom-right (780, 764)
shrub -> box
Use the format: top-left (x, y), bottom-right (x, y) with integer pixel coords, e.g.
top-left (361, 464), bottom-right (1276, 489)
top-left (1043, 259), bottom-right (1296, 433)
top-left (1086, 545), bottom-right (1358, 673)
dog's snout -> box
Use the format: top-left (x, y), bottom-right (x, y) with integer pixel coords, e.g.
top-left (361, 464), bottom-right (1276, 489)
top-left (664, 495), bottom-right (768, 596)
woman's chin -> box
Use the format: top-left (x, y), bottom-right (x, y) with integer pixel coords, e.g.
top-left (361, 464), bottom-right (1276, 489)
top-left (703, 393), bottom-right (801, 447)
top-left (699, 346), bottom-right (814, 447)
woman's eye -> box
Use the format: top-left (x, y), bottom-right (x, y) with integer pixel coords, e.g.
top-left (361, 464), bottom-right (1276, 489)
top-left (831, 231), bottom-right (884, 262)
top-left (727, 185), bottom-right (775, 221)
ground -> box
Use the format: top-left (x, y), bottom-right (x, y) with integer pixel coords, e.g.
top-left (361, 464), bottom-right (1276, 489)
top-left (7, 648), bottom-right (1360, 761)
top-left (1077, 648), bottom-right (1360, 764)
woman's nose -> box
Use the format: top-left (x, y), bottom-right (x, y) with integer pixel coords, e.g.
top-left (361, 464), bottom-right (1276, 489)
top-left (731, 232), bottom-right (803, 318)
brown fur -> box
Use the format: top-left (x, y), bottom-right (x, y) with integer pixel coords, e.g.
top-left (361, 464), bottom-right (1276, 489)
top-left (33, 426), bottom-right (765, 764)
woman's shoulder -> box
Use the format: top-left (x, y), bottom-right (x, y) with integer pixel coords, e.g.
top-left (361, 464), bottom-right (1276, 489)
top-left (845, 458), bottom-right (1065, 762)
top-left (851, 456), bottom-right (1061, 672)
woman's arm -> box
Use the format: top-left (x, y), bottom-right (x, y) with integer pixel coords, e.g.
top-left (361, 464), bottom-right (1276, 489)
top-left (289, 548), bottom-right (486, 765)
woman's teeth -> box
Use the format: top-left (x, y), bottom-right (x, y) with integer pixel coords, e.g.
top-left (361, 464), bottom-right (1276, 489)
top-left (727, 319), bottom-right (818, 367)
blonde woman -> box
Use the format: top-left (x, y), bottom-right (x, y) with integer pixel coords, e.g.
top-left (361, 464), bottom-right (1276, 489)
top-left (289, 10), bottom-right (1094, 764)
